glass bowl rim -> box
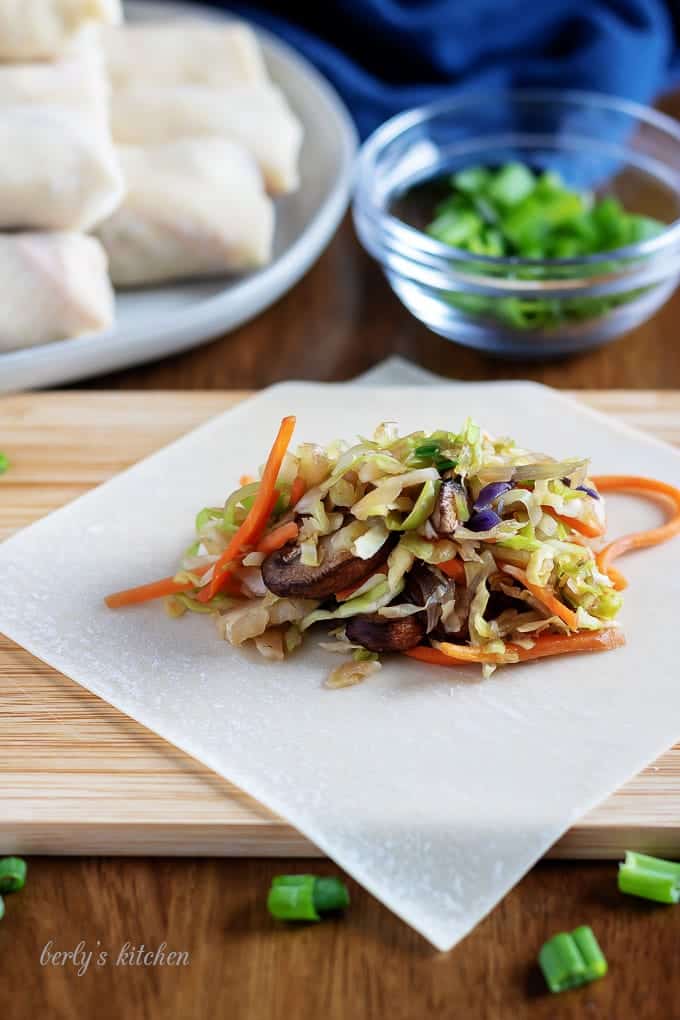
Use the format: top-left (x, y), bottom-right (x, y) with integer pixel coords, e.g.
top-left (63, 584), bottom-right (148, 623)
top-left (353, 87), bottom-right (680, 271)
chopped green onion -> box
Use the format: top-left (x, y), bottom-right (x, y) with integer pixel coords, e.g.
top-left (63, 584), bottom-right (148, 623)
top-left (539, 926), bottom-right (607, 993)
top-left (0, 857), bottom-right (27, 894)
top-left (618, 850), bottom-right (680, 904)
top-left (412, 442), bottom-right (457, 475)
top-left (0, 895), bottom-right (4, 920)
top-left (486, 161), bottom-right (535, 207)
top-left (428, 208), bottom-right (483, 247)
top-left (0, 452), bottom-right (9, 475)
top-left (267, 874), bottom-right (350, 922)
top-left (534, 170), bottom-right (563, 195)
top-left (268, 875), bottom-right (319, 921)
top-left (452, 165), bottom-right (491, 195)
top-left (311, 877), bottom-right (350, 913)
top-left (424, 162), bottom-right (665, 330)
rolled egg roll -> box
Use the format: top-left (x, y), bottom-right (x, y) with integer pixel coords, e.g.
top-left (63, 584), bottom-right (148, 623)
top-left (111, 82), bottom-right (303, 195)
top-left (102, 20), bottom-right (267, 88)
top-left (96, 137), bottom-right (274, 287)
top-left (0, 233), bottom-right (114, 352)
top-left (0, 105), bottom-right (124, 230)
top-left (0, 0), bottom-right (121, 61)
top-left (0, 45), bottom-right (108, 112)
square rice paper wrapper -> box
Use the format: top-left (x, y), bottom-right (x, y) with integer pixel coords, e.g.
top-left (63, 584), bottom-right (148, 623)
top-left (0, 380), bottom-right (679, 951)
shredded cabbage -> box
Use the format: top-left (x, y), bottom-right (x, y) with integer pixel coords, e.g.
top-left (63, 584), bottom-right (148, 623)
top-left (351, 468), bottom-right (440, 520)
top-left (512, 458), bottom-right (587, 482)
top-left (300, 578), bottom-right (405, 631)
top-left (387, 539), bottom-right (415, 592)
top-left (352, 522), bottom-right (389, 560)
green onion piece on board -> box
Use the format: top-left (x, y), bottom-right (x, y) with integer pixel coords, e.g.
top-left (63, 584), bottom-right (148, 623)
top-left (268, 875), bottom-right (319, 921)
top-left (539, 926), bottom-right (608, 994)
top-left (267, 875), bottom-right (350, 922)
top-left (0, 895), bottom-right (4, 920)
top-left (0, 452), bottom-right (9, 475)
top-left (0, 857), bottom-right (27, 894)
top-left (312, 877), bottom-right (351, 914)
top-left (618, 850), bottom-right (680, 904)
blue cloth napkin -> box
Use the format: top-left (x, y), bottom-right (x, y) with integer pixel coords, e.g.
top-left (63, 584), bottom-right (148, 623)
top-left (220, 0), bottom-right (680, 137)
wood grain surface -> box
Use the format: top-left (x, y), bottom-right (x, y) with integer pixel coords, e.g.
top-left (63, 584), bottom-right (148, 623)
top-left (8, 86), bottom-right (680, 1015)
top-left (1, 390), bottom-right (680, 863)
top-left (1, 855), bottom-right (678, 1020)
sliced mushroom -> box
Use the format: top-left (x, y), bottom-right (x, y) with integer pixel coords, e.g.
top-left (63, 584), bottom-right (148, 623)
top-left (262, 531), bottom-right (396, 599)
top-left (404, 562), bottom-right (451, 634)
top-left (485, 590), bottom-right (525, 620)
top-left (404, 562), bottom-right (443, 604)
top-left (431, 478), bottom-right (467, 535)
top-left (345, 612), bottom-right (426, 652)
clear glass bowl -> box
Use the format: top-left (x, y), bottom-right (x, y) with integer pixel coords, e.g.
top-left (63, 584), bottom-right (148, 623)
top-left (352, 90), bottom-right (680, 357)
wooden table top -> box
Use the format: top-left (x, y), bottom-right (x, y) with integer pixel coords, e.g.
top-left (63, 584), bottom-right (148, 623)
top-left (6, 97), bottom-right (680, 1019)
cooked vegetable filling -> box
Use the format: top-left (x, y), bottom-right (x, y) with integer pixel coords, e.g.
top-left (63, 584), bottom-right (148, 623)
top-left (106, 415), bottom-right (680, 687)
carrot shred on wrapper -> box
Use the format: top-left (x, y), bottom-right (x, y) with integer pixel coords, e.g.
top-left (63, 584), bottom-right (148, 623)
top-left (592, 476), bottom-right (680, 591)
top-left (404, 629), bottom-right (626, 668)
top-left (105, 565), bottom-right (211, 608)
top-left (198, 416), bottom-right (296, 602)
top-left (105, 416), bottom-right (296, 609)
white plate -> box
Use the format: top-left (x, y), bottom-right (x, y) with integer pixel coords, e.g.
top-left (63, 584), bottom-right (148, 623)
top-left (0, 2), bottom-right (357, 393)
top-left (1, 381), bottom-right (679, 949)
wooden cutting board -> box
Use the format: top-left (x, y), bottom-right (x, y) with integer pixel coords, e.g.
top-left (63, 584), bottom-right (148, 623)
top-left (1, 390), bottom-right (679, 859)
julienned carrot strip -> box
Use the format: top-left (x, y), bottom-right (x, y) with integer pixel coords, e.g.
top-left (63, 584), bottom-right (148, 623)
top-left (198, 416), bottom-right (297, 602)
top-left (439, 558), bottom-right (466, 583)
top-left (105, 569), bottom-right (209, 608)
top-left (542, 505), bottom-right (605, 539)
top-left (196, 490), bottom-right (280, 604)
top-left (408, 643), bottom-right (514, 665)
top-left (106, 416), bottom-right (296, 609)
top-left (256, 521), bottom-right (299, 555)
top-left (290, 475), bottom-right (306, 507)
top-left (500, 563), bottom-right (579, 631)
top-left (591, 475), bottom-right (680, 591)
top-left (404, 628), bottom-right (625, 667)
top-left (105, 559), bottom-right (247, 608)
